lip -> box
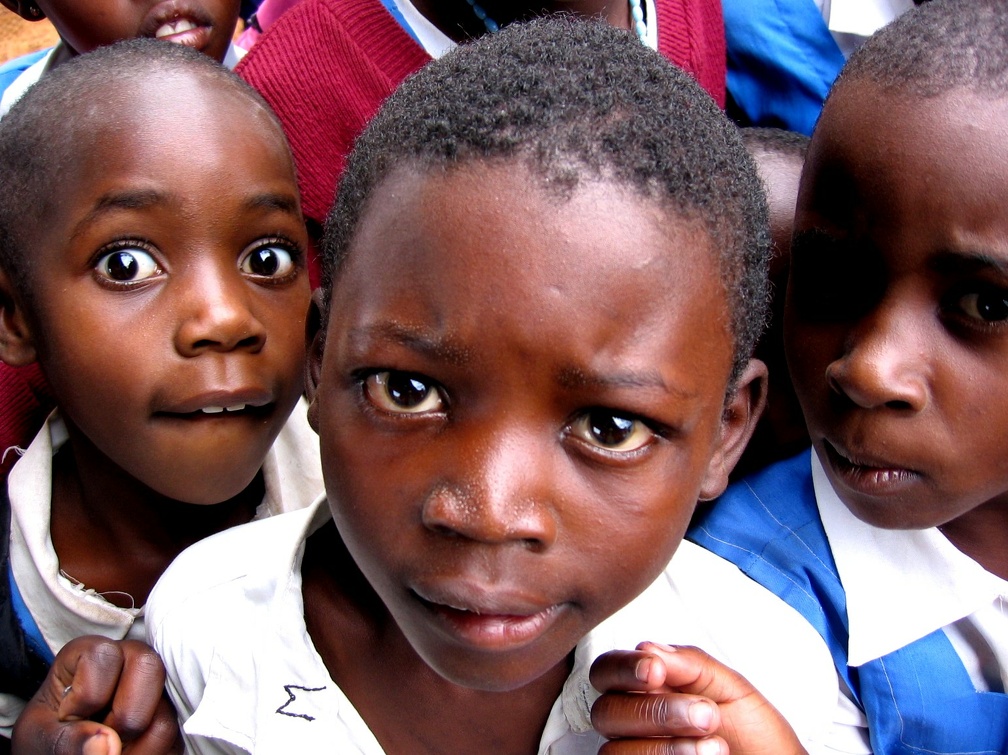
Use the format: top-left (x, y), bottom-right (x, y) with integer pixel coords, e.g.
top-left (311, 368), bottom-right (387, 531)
top-left (156, 388), bottom-right (274, 417)
top-left (821, 439), bottom-right (922, 495)
top-left (139, 0), bottom-right (215, 51)
top-left (412, 583), bottom-right (565, 651)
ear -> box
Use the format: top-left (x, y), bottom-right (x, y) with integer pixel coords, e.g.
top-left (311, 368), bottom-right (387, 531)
top-left (2, 0), bottom-right (46, 21)
top-left (697, 358), bottom-right (768, 501)
top-left (304, 288), bottom-right (326, 434)
top-left (0, 268), bottom-right (37, 367)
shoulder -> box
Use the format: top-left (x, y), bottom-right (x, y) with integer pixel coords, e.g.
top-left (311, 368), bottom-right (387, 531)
top-left (650, 543), bottom-right (841, 750)
top-left (146, 498), bottom-right (325, 645)
top-left (0, 49), bottom-right (51, 117)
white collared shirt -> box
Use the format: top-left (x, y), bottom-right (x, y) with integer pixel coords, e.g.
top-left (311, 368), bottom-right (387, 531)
top-left (0, 399), bottom-right (322, 735)
top-left (813, 450), bottom-right (1008, 690)
top-left (148, 494), bottom-right (846, 754)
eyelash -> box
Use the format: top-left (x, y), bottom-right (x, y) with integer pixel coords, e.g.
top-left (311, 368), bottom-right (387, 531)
top-left (356, 369), bottom-right (667, 459)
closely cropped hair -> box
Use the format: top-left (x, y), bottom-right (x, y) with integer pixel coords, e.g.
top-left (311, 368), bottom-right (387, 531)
top-left (835, 0), bottom-right (1008, 98)
top-left (740, 127), bottom-right (810, 163)
top-left (0, 38), bottom-right (282, 298)
top-left (324, 17), bottom-right (770, 384)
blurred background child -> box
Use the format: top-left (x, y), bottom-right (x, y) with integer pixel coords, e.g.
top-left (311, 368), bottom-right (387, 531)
top-left (692, 1), bottom-right (1008, 751)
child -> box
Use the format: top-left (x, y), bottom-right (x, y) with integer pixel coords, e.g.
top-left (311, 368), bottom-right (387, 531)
top-left (0, 0), bottom-right (247, 477)
top-left (690, 1), bottom-right (1008, 751)
top-left (147, 18), bottom-right (842, 754)
top-left (0, 37), bottom-right (322, 742)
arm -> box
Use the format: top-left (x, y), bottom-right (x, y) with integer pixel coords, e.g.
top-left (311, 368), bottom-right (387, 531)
top-left (590, 642), bottom-right (807, 755)
top-left (11, 637), bottom-right (180, 755)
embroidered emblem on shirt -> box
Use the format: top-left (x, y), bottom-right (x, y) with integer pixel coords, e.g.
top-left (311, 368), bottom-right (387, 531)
top-left (276, 684), bottom-right (327, 720)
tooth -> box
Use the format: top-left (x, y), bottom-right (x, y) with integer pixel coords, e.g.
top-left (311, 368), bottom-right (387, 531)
top-left (225, 404), bottom-right (246, 412)
top-left (202, 406), bottom-right (224, 414)
top-left (155, 19), bottom-right (196, 38)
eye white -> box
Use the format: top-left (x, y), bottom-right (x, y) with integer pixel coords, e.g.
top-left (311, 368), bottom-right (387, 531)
top-left (94, 248), bottom-right (160, 282)
top-left (364, 371), bottom-right (444, 414)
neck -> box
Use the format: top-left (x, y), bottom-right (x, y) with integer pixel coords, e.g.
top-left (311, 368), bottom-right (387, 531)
top-left (938, 502), bottom-right (1008, 580)
top-left (408, 0), bottom-right (633, 43)
top-left (49, 423), bottom-right (262, 606)
top-left (302, 521), bottom-right (572, 754)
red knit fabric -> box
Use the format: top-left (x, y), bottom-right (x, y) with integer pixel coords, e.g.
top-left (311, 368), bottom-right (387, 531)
top-left (0, 362), bottom-right (54, 479)
top-left (237, 0), bottom-right (726, 281)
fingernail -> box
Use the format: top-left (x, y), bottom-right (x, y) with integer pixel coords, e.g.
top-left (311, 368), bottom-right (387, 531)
top-left (689, 701), bottom-right (715, 730)
top-left (634, 657), bottom-right (652, 682)
top-left (82, 733), bottom-right (110, 755)
top-left (697, 739), bottom-right (723, 755)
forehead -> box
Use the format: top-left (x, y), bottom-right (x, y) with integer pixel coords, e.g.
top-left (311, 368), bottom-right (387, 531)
top-left (59, 72), bottom-right (293, 185)
top-left (329, 162), bottom-right (733, 381)
top-left (798, 83), bottom-right (1008, 252)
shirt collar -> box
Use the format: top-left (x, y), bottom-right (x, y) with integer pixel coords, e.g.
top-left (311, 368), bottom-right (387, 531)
top-left (812, 449), bottom-right (1008, 666)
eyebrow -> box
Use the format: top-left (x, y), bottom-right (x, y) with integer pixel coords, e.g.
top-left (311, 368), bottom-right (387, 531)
top-left (930, 249), bottom-right (1008, 278)
top-left (70, 189), bottom-right (302, 242)
top-left (557, 365), bottom-right (671, 392)
top-left (347, 322), bottom-right (472, 366)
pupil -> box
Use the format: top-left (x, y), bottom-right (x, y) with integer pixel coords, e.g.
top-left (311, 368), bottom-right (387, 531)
top-left (590, 413), bottom-right (633, 445)
top-left (388, 375), bottom-right (429, 407)
top-left (107, 252), bottom-right (137, 280)
top-left (979, 294), bottom-right (1008, 321)
top-left (249, 249), bottom-right (279, 276)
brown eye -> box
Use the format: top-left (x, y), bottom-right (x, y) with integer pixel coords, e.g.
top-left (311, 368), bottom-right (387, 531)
top-left (94, 248), bottom-right (160, 282)
top-left (959, 291), bottom-right (1008, 322)
top-left (364, 371), bottom-right (444, 414)
top-left (569, 410), bottom-right (655, 453)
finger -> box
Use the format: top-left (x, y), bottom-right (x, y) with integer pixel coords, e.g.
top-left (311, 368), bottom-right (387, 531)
top-left (638, 644), bottom-right (754, 704)
top-left (11, 715), bottom-right (122, 755)
top-left (98, 641), bottom-right (167, 741)
top-left (119, 696), bottom-right (182, 755)
top-left (58, 638), bottom-right (130, 721)
top-left (599, 735), bottom-right (729, 755)
top-left (590, 650), bottom-right (668, 693)
top-left (592, 692), bottom-right (721, 739)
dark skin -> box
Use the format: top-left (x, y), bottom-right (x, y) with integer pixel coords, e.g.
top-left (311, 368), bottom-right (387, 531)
top-left (785, 81), bottom-right (1008, 579)
top-left (1, 74), bottom-right (310, 752)
top-left (300, 160), bottom-right (785, 753)
top-left (408, 0), bottom-right (635, 43)
top-left (302, 523), bottom-right (568, 755)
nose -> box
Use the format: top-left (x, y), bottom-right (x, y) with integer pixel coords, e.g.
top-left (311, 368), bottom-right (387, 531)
top-left (421, 430), bottom-right (559, 551)
top-left (824, 299), bottom-right (929, 413)
top-left (174, 262), bottom-right (267, 357)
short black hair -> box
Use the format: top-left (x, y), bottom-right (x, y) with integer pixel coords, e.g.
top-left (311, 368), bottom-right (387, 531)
top-left (323, 17), bottom-right (770, 385)
top-left (740, 127), bottom-right (809, 163)
top-left (834, 0), bottom-right (1008, 98)
top-left (0, 38), bottom-right (283, 299)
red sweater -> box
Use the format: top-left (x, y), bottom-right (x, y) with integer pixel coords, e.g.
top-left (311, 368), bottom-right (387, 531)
top-left (237, 0), bottom-right (726, 283)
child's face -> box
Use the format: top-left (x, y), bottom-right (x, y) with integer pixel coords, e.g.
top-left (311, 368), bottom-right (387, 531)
top-left (310, 162), bottom-right (760, 692)
top-left (27, 0), bottom-right (240, 61)
top-left (785, 81), bottom-right (1008, 531)
top-left (7, 74), bottom-right (309, 504)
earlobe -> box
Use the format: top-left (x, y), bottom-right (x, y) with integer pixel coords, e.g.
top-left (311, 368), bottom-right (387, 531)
top-left (698, 359), bottom-right (769, 501)
top-left (0, 269), bottom-right (37, 367)
top-left (304, 289), bottom-right (327, 433)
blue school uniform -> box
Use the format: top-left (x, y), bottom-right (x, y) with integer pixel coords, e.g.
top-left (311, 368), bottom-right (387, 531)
top-left (689, 451), bottom-right (1008, 754)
